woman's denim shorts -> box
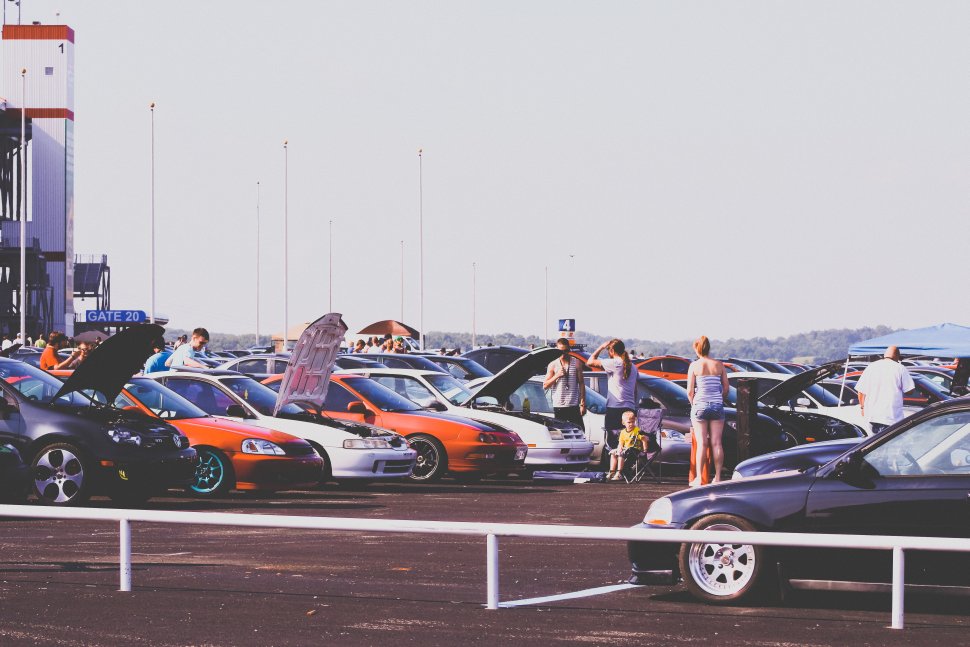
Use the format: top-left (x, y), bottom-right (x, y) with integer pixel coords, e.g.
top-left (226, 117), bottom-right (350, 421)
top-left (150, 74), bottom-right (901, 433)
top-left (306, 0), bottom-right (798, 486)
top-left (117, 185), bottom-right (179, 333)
top-left (691, 401), bottom-right (724, 422)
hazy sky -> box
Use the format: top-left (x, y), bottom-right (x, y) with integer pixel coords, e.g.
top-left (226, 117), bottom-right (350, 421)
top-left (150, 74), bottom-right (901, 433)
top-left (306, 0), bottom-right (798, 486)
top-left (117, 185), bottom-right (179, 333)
top-left (13, 1), bottom-right (970, 342)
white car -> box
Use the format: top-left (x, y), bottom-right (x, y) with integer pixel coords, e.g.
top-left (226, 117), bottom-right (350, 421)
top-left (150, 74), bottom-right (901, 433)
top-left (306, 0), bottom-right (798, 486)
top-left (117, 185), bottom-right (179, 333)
top-left (342, 350), bottom-right (594, 469)
top-left (148, 370), bottom-right (416, 483)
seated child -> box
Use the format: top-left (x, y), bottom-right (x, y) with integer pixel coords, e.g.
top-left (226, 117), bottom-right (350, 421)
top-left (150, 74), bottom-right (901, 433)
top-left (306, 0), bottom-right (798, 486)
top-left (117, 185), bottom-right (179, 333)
top-left (608, 410), bottom-right (647, 481)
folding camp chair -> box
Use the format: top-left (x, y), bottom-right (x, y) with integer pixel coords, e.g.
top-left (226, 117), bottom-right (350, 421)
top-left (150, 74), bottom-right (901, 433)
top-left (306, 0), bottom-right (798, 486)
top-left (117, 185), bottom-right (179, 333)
top-left (624, 404), bottom-right (664, 483)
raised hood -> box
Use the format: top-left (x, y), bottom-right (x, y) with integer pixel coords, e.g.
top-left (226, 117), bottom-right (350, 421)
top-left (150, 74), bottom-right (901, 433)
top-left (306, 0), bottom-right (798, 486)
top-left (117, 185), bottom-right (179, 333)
top-left (759, 359), bottom-right (846, 405)
top-left (467, 347), bottom-right (560, 405)
top-left (54, 323), bottom-right (164, 402)
top-left (273, 313), bottom-right (347, 416)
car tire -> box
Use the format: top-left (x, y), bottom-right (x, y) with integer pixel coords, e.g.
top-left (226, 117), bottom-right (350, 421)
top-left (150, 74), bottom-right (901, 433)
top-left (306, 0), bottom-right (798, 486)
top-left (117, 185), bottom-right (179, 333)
top-left (407, 434), bottom-right (447, 482)
top-left (31, 442), bottom-right (92, 506)
top-left (189, 447), bottom-right (234, 497)
top-left (307, 442), bottom-right (332, 486)
top-left (678, 514), bottom-right (769, 604)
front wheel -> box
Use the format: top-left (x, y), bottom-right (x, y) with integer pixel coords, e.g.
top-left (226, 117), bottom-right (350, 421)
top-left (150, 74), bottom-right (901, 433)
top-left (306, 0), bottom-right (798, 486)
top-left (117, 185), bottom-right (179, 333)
top-left (31, 442), bottom-right (91, 506)
top-left (189, 447), bottom-right (234, 497)
top-left (407, 434), bottom-right (447, 482)
top-left (678, 514), bottom-right (769, 604)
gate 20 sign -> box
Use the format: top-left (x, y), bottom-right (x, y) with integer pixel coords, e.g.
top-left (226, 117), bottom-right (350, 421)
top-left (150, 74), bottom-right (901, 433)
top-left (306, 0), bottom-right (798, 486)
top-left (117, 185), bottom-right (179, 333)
top-left (85, 310), bottom-right (148, 324)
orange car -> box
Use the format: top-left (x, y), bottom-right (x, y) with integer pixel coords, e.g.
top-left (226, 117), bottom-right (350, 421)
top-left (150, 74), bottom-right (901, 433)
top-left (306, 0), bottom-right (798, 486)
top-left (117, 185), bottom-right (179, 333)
top-left (262, 374), bottom-right (528, 482)
top-left (51, 371), bottom-right (324, 496)
top-left (635, 355), bottom-right (691, 381)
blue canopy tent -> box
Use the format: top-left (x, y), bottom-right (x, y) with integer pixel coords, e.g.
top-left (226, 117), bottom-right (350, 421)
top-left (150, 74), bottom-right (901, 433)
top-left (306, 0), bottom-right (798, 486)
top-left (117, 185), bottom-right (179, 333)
top-left (848, 323), bottom-right (970, 358)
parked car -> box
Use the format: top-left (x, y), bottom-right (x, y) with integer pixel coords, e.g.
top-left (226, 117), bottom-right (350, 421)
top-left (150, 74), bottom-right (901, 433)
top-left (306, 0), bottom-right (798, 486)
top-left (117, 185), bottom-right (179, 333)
top-left (217, 354), bottom-right (292, 380)
top-left (150, 370), bottom-right (416, 485)
top-left (0, 342), bottom-right (197, 506)
top-left (0, 442), bottom-right (29, 502)
top-left (635, 355), bottom-right (691, 381)
top-left (751, 360), bottom-right (794, 374)
top-left (462, 345), bottom-right (531, 374)
top-left (731, 437), bottom-right (863, 479)
top-left (628, 397), bottom-right (970, 604)
top-left (908, 367), bottom-right (957, 394)
top-left (412, 353), bottom-right (493, 382)
top-left (116, 377), bottom-right (324, 496)
top-left (359, 353), bottom-right (448, 373)
top-left (302, 373), bottom-right (528, 481)
top-left (343, 350), bottom-right (593, 470)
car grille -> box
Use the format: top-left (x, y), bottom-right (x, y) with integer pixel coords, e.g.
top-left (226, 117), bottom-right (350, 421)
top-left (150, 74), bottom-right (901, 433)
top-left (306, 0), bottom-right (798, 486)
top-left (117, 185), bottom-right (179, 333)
top-left (374, 459), bottom-right (414, 475)
top-left (281, 443), bottom-right (318, 457)
top-left (560, 428), bottom-right (586, 440)
top-left (141, 435), bottom-right (186, 450)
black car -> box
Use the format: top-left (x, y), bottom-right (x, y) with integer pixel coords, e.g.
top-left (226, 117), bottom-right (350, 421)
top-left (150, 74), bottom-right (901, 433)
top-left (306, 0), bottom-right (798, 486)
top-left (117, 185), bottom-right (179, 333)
top-left (731, 436), bottom-right (863, 479)
top-left (0, 442), bottom-right (29, 502)
top-left (0, 326), bottom-right (197, 506)
top-left (628, 397), bottom-right (970, 604)
top-left (362, 353), bottom-right (448, 373)
top-left (462, 346), bottom-right (530, 374)
top-left (413, 354), bottom-right (493, 382)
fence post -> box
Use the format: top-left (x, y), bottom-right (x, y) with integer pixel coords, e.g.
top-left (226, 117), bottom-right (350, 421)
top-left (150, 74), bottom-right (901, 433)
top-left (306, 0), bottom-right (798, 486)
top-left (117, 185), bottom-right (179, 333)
top-left (120, 518), bottom-right (131, 592)
top-left (891, 546), bottom-right (904, 629)
top-left (486, 533), bottom-right (499, 609)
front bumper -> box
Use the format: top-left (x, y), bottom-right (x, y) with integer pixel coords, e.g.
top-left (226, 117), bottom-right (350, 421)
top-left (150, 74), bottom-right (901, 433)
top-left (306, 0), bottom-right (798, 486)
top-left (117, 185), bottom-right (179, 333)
top-left (627, 522), bottom-right (684, 586)
top-left (524, 440), bottom-right (594, 467)
top-left (233, 454), bottom-right (324, 490)
top-left (94, 448), bottom-right (199, 494)
top-left (330, 447), bottom-right (417, 480)
top-left (454, 444), bottom-right (528, 474)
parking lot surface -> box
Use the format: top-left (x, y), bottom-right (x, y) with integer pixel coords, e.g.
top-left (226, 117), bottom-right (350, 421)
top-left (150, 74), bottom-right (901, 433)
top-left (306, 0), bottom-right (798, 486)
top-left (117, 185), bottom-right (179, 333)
top-left (0, 477), bottom-right (968, 646)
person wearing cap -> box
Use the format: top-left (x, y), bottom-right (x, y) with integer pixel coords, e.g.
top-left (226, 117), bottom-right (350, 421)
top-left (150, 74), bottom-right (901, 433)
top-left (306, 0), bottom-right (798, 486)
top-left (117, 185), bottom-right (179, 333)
top-left (855, 345), bottom-right (915, 434)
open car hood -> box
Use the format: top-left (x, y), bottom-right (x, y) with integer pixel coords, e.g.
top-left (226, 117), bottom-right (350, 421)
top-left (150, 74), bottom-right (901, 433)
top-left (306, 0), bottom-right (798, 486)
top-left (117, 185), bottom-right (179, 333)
top-left (273, 313), bottom-right (347, 416)
top-left (759, 359), bottom-right (846, 405)
top-left (466, 347), bottom-right (560, 405)
top-left (54, 323), bottom-right (164, 402)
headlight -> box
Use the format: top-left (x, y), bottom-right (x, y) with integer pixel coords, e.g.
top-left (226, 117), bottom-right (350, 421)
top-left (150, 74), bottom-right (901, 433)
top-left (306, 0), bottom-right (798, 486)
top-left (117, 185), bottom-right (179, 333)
top-left (107, 428), bottom-right (142, 446)
top-left (643, 497), bottom-right (673, 525)
top-left (342, 438), bottom-right (392, 449)
top-left (241, 439), bottom-right (286, 455)
top-left (660, 429), bottom-right (685, 442)
top-left (547, 428), bottom-right (564, 440)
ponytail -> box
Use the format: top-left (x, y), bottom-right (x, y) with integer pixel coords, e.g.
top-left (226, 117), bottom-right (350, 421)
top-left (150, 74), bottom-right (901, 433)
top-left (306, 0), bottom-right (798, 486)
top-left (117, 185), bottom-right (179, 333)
top-left (608, 339), bottom-right (633, 379)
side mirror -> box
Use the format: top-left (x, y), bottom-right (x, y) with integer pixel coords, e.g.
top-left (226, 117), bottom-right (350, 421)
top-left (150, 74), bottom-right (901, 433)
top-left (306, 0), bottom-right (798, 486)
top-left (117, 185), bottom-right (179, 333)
top-left (347, 401), bottom-right (369, 415)
top-left (225, 404), bottom-right (248, 418)
top-left (795, 397), bottom-right (811, 408)
top-left (831, 450), bottom-right (863, 480)
top-left (428, 401), bottom-right (447, 412)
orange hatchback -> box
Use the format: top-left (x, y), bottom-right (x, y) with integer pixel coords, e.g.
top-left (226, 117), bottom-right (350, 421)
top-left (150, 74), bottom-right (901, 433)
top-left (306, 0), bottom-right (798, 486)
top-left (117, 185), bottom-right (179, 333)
top-left (636, 355), bottom-right (691, 381)
top-left (51, 371), bottom-right (324, 496)
top-left (263, 374), bottom-right (528, 481)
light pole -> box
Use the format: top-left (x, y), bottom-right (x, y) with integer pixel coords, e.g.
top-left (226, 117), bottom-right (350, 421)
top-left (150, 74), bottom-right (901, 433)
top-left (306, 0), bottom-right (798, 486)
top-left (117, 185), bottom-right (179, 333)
top-left (544, 265), bottom-right (549, 345)
top-left (149, 101), bottom-right (155, 324)
top-left (283, 140), bottom-right (288, 351)
top-left (400, 240), bottom-right (404, 321)
top-left (328, 219), bottom-right (333, 311)
top-left (255, 180), bottom-right (260, 346)
top-left (18, 68), bottom-right (26, 343)
top-left (417, 147), bottom-right (424, 350)
top-left (472, 262), bottom-right (477, 349)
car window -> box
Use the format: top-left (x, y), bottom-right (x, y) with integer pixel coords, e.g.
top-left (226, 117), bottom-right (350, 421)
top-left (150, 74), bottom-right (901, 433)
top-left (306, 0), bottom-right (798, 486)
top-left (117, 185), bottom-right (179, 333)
top-left (506, 381), bottom-right (553, 413)
top-left (336, 377), bottom-right (423, 412)
top-left (371, 376), bottom-right (438, 408)
top-left (662, 358), bottom-right (690, 373)
top-left (425, 373), bottom-right (473, 405)
top-left (639, 359), bottom-right (662, 371)
top-left (236, 359), bottom-right (268, 374)
top-left (863, 411), bottom-right (970, 476)
top-left (119, 379), bottom-right (208, 420)
top-left (164, 379), bottom-right (237, 416)
top-left (323, 382), bottom-right (357, 412)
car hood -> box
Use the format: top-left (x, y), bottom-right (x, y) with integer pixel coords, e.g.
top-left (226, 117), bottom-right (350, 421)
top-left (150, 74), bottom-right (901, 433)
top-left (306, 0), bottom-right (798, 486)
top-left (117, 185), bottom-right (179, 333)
top-left (759, 359), bottom-right (846, 404)
top-left (273, 313), bottom-right (347, 416)
top-left (466, 347), bottom-right (560, 405)
top-left (55, 323), bottom-right (165, 402)
top-left (171, 416), bottom-right (304, 445)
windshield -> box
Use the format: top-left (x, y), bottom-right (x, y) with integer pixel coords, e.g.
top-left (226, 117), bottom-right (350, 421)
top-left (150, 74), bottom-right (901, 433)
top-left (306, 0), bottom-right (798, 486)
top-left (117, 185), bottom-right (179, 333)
top-left (341, 377), bottom-right (423, 412)
top-left (222, 377), bottom-right (306, 416)
top-left (119, 378), bottom-right (209, 420)
top-left (638, 376), bottom-right (691, 411)
top-left (0, 361), bottom-right (93, 407)
top-left (431, 357), bottom-right (492, 381)
top-left (425, 373), bottom-right (474, 405)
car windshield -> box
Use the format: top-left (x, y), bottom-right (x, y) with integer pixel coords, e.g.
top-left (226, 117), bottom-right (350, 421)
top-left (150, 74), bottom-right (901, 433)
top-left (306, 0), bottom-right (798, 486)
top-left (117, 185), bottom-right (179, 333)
top-left (342, 377), bottom-right (423, 412)
top-left (431, 357), bottom-right (492, 381)
top-left (0, 361), bottom-right (94, 407)
top-left (638, 376), bottom-right (691, 410)
top-left (502, 381), bottom-right (554, 413)
top-left (425, 373), bottom-right (474, 405)
top-left (863, 410), bottom-right (970, 476)
top-left (119, 378), bottom-right (208, 420)
top-left (221, 377), bottom-right (306, 416)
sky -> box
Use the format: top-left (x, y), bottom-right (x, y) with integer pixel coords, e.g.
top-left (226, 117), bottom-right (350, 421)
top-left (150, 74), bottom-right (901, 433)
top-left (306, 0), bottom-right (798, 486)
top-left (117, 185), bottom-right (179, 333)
top-left (10, 1), bottom-right (970, 342)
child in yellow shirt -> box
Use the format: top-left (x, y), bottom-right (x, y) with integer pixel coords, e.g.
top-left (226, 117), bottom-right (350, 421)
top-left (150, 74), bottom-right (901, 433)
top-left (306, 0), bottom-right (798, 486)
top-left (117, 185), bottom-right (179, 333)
top-left (608, 410), bottom-right (647, 481)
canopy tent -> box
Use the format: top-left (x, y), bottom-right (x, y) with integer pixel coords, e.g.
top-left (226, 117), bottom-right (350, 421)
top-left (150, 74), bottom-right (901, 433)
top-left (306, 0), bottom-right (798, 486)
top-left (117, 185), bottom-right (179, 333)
top-left (357, 320), bottom-right (420, 338)
top-left (848, 323), bottom-right (970, 358)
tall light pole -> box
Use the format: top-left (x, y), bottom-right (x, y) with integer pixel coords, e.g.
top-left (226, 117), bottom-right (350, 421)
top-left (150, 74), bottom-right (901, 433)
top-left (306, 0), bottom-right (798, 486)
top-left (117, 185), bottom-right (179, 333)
top-left (149, 101), bottom-right (156, 324)
top-left (18, 68), bottom-right (26, 343)
top-left (417, 148), bottom-right (424, 350)
top-left (400, 240), bottom-right (404, 321)
top-left (328, 219), bottom-right (333, 311)
top-left (282, 140), bottom-right (288, 351)
top-left (472, 262), bottom-right (477, 349)
top-left (255, 180), bottom-right (260, 345)
top-left (544, 265), bottom-right (549, 345)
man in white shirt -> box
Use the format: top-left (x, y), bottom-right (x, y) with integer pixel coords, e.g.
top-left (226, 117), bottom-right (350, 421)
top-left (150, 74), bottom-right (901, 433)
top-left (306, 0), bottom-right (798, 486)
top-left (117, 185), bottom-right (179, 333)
top-left (855, 345), bottom-right (915, 434)
top-left (166, 327), bottom-right (209, 368)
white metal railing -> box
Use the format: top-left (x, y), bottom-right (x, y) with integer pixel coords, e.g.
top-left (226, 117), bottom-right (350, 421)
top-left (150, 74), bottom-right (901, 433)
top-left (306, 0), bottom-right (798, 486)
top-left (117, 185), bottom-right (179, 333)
top-left (0, 504), bottom-right (966, 630)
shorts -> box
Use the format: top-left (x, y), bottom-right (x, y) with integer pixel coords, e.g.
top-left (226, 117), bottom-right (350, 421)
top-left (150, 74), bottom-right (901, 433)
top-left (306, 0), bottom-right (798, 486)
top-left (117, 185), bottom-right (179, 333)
top-left (691, 401), bottom-right (724, 422)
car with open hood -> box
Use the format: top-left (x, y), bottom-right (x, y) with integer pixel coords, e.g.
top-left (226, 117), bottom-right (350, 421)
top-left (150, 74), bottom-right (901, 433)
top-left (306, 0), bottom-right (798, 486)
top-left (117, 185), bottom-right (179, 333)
top-left (411, 353), bottom-right (493, 382)
top-left (0, 325), bottom-right (197, 506)
top-left (341, 349), bottom-right (593, 470)
top-left (627, 397), bottom-right (970, 605)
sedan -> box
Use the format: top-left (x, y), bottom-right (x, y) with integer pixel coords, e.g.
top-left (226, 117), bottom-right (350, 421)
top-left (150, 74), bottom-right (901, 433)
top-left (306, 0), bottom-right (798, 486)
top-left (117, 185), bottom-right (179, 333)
top-left (628, 397), bottom-right (970, 604)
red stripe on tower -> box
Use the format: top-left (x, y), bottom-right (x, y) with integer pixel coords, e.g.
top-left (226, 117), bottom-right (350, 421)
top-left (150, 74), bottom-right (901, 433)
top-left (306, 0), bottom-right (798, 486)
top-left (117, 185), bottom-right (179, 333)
top-left (2, 25), bottom-right (75, 43)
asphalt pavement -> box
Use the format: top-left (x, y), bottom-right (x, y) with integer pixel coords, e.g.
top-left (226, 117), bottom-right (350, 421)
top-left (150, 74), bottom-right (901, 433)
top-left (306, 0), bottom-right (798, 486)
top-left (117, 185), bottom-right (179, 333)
top-left (0, 476), bottom-right (967, 646)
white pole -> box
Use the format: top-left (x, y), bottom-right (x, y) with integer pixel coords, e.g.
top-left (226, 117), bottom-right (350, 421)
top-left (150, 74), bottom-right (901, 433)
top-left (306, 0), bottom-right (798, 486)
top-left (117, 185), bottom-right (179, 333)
top-left (19, 68), bottom-right (26, 343)
top-left (283, 140), bottom-right (288, 352)
top-left (418, 148), bottom-right (424, 350)
top-left (119, 518), bottom-right (132, 591)
top-left (472, 262), bottom-right (477, 349)
top-left (400, 240), bottom-right (404, 321)
top-left (149, 101), bottom-right (156, 324)
top-left (329, 219), bottom-right (333, 311)
top-left (255, 181), bottom-right (260, 346)
top-left (891, 546), bottom-right (904, 629)
top-left (486, 533), bottom-right (499, 610)
top-left (543, 265), bottom-right (548, 345)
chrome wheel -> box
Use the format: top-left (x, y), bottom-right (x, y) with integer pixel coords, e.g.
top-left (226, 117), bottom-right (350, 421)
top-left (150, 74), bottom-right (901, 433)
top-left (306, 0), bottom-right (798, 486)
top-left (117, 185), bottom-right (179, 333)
top-left (32, 443), bottom-right (89, 506)
top-left (190, 448), bottom-right (231, 496)
top-left (679, 514), bottom-right (767, 603)
top-left (408, 435), bottom-right (446, 482)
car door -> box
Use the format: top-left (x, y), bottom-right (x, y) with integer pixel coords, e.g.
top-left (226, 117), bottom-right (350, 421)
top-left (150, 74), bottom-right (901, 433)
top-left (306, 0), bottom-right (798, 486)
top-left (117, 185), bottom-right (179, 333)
top-left (0, 383), bottom-right (25, 450)
top-left (796, 409), bottom-right (970, 586)
top-left (162, 378), bottom-right (240, 419)
top-left (324, 381), bottom-right (385, 428)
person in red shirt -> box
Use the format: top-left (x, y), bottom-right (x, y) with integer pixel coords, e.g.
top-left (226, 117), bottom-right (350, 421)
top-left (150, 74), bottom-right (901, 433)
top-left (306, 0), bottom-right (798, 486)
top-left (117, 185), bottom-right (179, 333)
top-left (39, 331), bottom-right (80, 371)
